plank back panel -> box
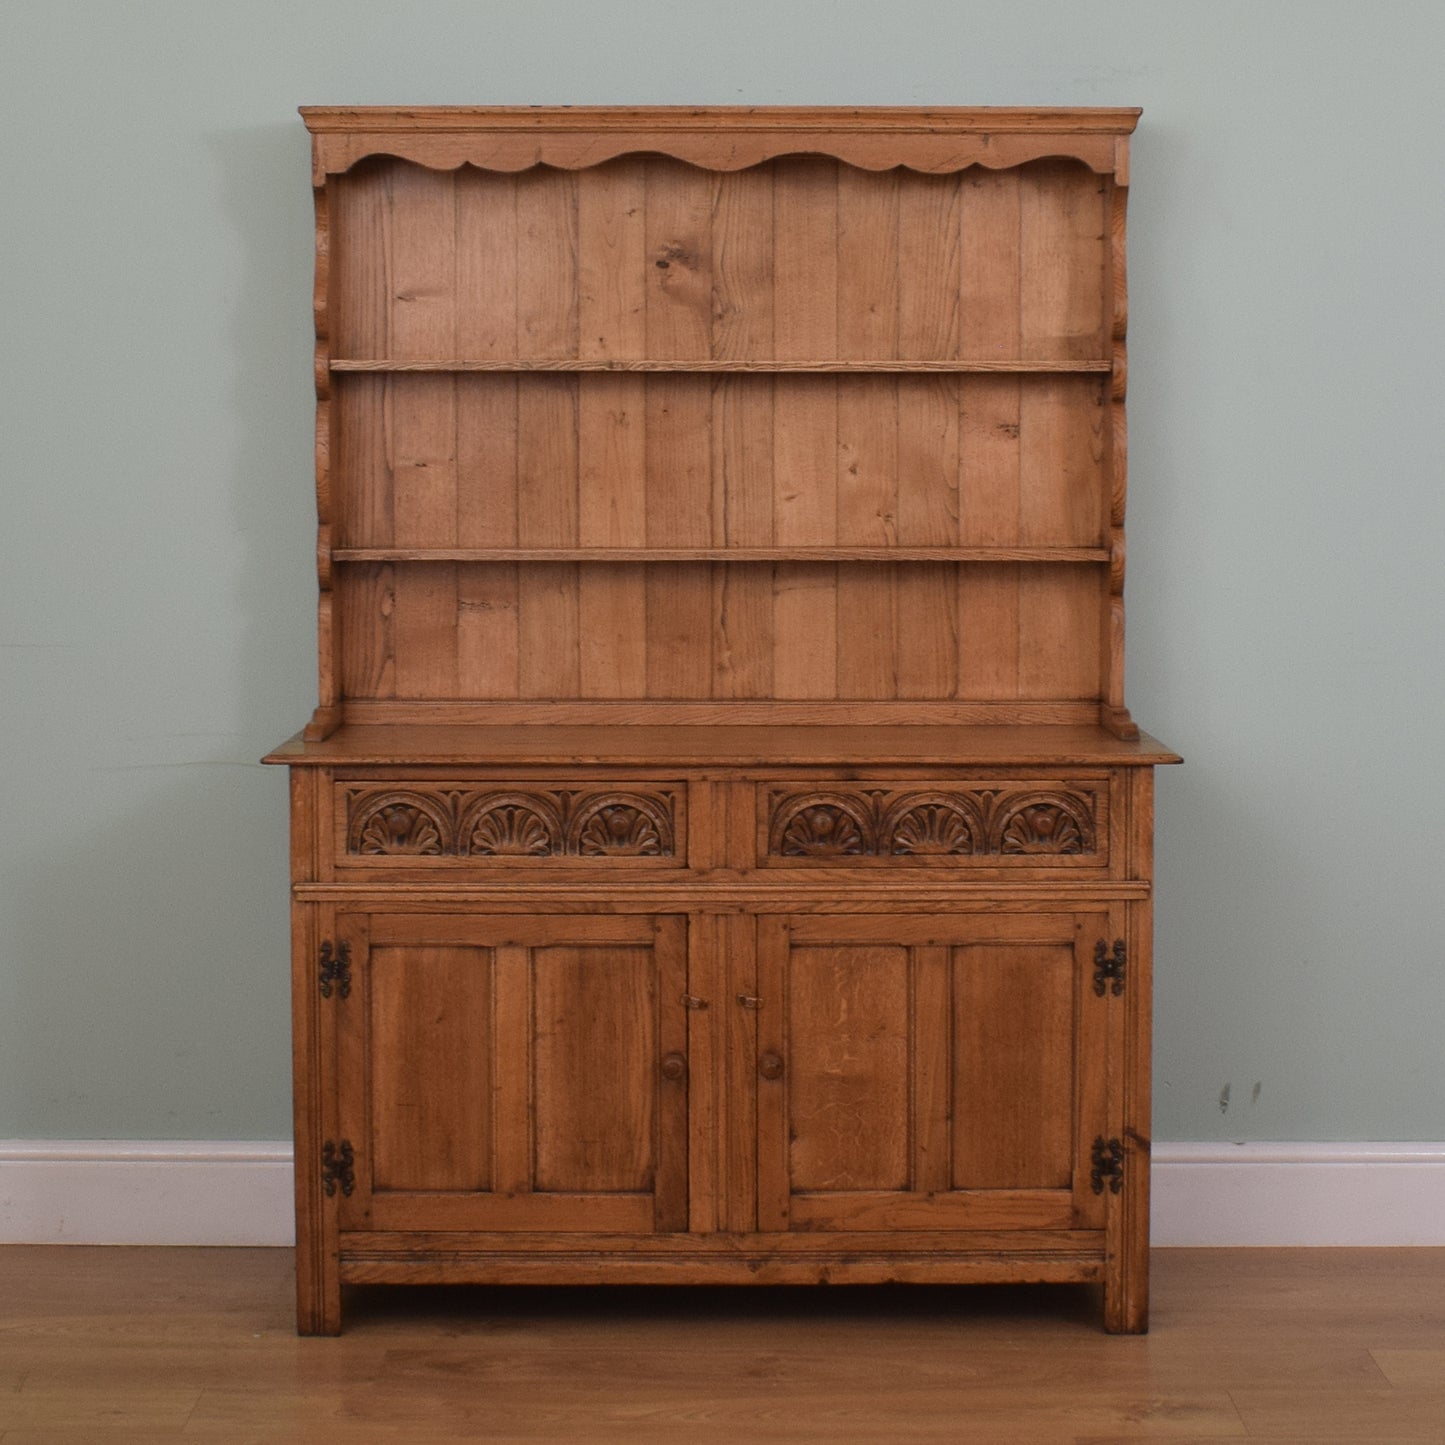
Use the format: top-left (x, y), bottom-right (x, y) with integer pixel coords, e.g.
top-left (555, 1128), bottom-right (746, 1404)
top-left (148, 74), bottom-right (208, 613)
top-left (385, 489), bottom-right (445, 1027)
top-left (336, 561), bottom-right (1102, 704)
top-left (328, 156), bottom-right (1106, 365)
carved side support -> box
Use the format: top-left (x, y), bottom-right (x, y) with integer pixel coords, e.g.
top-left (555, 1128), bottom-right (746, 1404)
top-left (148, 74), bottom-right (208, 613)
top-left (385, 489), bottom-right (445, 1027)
top-left (304, 167), bottom-right (341, 743)
top-left (1100, 144), bottom-right (1138, 741)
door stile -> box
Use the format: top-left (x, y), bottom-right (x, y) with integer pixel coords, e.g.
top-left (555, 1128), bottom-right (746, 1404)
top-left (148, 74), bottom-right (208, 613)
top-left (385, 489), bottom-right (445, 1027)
top-left (686, 913), bottom-right (720, 1233)
top-left (755, 915), bottom-right (790, 1231)
top-left (1072, 911), bottom-right (1111, 1230)
top-left (333, 911), bottom-right (370, 1230)
top-left (654, 915), bottom-right (690, 1231)
top-left (911, 946), bottom-right (952, 1195)
top-left (492, 943), bottom-right (533, 1198)
top-left (724, 911), bottom-right (759, 1232)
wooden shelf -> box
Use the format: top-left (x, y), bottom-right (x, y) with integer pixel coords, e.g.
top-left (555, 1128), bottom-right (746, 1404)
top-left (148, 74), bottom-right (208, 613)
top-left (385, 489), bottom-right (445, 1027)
top-left (332, 547), bottom-right (1112, 564)
top-left (329, 358), bottom-right (1112, 375)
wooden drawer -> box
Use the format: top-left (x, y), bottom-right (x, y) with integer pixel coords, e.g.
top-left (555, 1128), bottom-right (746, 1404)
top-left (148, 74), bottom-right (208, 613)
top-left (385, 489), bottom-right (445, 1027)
top-left (756, 779), bottom-right (1110, 869)
top-left (334, 780), bottom-right (687, 869)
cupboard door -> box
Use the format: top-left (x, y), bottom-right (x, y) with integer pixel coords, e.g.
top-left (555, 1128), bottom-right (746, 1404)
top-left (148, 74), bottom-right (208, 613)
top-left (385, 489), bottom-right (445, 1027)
top-left (756, 910), bottom-right (1114, 1232)
top-left (334, 912), bottom-right (688, 1232)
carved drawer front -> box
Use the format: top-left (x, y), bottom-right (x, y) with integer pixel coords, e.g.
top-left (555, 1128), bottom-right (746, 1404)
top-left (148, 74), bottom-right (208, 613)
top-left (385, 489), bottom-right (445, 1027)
top-left (759, 781), bottom-right (1108, 868)
top-left (335, 782), bottom-right (685, 868)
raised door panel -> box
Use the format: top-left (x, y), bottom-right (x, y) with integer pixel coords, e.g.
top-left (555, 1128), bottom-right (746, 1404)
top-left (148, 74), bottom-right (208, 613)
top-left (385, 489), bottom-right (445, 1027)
top-left (335, 912), bottom-right (687, 1232)
top-left (756, 910), bottom-right (1114, 1232)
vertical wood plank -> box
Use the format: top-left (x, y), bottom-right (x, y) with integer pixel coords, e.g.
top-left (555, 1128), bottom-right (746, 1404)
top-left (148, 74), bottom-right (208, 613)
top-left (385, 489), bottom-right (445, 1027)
top-left (774, 161), bottom-right (838, 543)
top-left (898, 172), bottom-right (962, 360)
top-left (1019, 564), bottom-right (1103, 699)
top-left (337, 562), bottom-right (395, 699)
top-left (1021, 161), bottom-right (1108, 362)
top-left (1019, 377), bottom-right (1107, 546)
top-left (646, 562), bottom-right (712, 697)
top-left (645, 376), bottom-right (712, 547)
top-left (516, 375), bottom-right (579, 547)
top-left (712, 165), bottom-right (775, 360)
top-left (836, 165), bottom-right (899, 360)
top-left (577, 159), bottom-right (648, 360)
top-left (959, 168), bottom-right (1021, 360)
top-left (390, 563), bottom-right (459, 698)
top-left (835, 561), bottom-right (898, 700)
top-left (333, 377), bottom-right (391, 547)
top-left (836, 376), bottom-right (898, 545)
top-left (959, 375), bottom-right (1023, 545)
top-left (773, 564), bottom-right (837, 699)
top-left (329, 169), bottom-right (390, 358)
top-left (713, 564), bottom-right (774, 699)
top-left (454, 169), bottom-right (517, 358)
top-left (385, 165), bottom-right (458, 360)
top-left (713, 377), bottom-right (775, 547)
top-left (518, 562), bottom-right (580, 697)
top-left (896, 375), bottom-right (960, 547)
top-left (644, 159), bottom-right (713, 360)
top-left (492, 944), bottom-right (533, 1195)
top-left (957, 563), bottom-right (1020, 700)
top-left (514, 168), bottom-right (579, 359)
top-left (579, 563), bottom-right (647, 698)
top-left (456, 562), bottom-right (519, 699)
top-left (578, 374), bottom-right (647, 547)
top-left (387, 376), bottom-right (458, 548)
top-left (456, 375), bottom-right (519, 547)
top-left (895, 562), bottom-right (959, 700)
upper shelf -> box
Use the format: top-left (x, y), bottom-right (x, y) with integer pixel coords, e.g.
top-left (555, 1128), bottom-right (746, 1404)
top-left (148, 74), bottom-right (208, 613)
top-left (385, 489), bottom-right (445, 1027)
top-left (301, 106), bottom-right (1139, 180)
top-left (329, 359), bottom-right (1112, 375)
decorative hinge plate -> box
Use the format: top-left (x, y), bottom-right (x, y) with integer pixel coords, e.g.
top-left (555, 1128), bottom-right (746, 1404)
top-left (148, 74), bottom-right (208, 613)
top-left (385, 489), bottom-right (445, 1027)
top-left (321, 1139), bottom-right (355, 1198)
top-left (1093, 938), bottom-right (1126, 996)
top-left (1090, 1136), bottom-right (1125, 1195)
top-left (319, 940), bottom-right (352, 999)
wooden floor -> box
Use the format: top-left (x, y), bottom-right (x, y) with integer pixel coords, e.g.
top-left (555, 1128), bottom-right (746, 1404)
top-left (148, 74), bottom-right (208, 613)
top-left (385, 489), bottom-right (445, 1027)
top-left (0, 1249), bottom-right (1441, 1442)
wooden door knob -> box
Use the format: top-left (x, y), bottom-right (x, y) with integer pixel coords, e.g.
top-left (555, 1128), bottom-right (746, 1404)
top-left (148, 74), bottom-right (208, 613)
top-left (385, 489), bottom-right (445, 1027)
top-left (758, 1051), bottom-right (785, 1081)
top-left (660, 1052), bottom-right (688, 1083)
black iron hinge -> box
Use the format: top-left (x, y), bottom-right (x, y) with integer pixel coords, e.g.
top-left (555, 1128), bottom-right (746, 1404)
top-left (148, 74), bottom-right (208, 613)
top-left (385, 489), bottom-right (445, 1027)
top-left (321, 1139), bottom-right (355, 1198)
top-left (1093, 938), bottom-right (1126, 997)
top-left (319, 940), bottom-right (352, 999)
top-left (1090, 1136), bottom-right (1125, 1195)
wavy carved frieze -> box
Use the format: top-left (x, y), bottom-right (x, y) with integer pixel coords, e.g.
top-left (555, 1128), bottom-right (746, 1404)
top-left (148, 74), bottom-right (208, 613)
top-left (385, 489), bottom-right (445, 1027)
top-left (765, 786), bottom-right (1099, 861)
top-left (342, 785), bottom-right (678, 860)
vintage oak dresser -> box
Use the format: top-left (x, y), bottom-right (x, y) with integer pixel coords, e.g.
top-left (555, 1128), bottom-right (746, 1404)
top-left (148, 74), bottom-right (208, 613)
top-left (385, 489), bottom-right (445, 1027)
top-left (264, 106), bottom-right (1179, 1334)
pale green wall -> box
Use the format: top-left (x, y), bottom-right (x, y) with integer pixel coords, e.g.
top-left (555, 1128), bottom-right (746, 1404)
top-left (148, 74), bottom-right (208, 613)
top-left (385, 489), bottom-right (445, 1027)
top-left (2, 1), bottom-right (1442, 1142)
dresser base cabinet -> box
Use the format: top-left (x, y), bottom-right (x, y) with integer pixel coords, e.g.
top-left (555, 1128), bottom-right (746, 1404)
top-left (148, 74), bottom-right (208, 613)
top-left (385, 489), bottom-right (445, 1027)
top-left (273, 750), bottom-right (1168, 1335)
top-left (269, 106), bottom-right (1177, 1334)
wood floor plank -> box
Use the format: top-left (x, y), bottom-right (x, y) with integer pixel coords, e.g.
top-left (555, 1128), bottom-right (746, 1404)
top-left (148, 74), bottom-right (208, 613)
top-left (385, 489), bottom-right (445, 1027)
top-left (0, 1248), bottom-right (1442, 1442)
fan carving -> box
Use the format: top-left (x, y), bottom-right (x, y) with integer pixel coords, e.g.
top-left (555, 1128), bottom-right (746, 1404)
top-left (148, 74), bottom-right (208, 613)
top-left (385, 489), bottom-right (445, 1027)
top-left (767, 786), bottom-right (1098, 861)
top-left (344, 786), bottom-right (677, 860)
top-left (778, 803), bottom-right (868, 857)
top-left (468, 803), bottom-right (558, 856)
top-left (355, 797), bottom-right (448, 855)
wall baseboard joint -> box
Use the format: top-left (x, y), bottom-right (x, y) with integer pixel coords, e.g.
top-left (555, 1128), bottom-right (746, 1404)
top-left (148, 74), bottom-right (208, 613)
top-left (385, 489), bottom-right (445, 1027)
top-left (3, 1140), bottom-right (1443, 1247)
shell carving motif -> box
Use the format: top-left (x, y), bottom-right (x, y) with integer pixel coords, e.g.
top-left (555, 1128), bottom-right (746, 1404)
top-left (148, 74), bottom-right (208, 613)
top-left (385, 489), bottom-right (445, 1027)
top-left (767, 787), bottom-right (1098, 861)
top-left (573, 798), bottom-right (670, 857)
top-left (356, 800), bottom-right (447, 855)
top-left (779, 804), bottom-right (867, 858)
top-left (887, 802), bottom-right (979, 856)
top-left (344, 786), bottom-right (677, 860)
top-left (468, 804), bottom-right (557, 857)
top-left (996, 798), bottom-right (1093, 855)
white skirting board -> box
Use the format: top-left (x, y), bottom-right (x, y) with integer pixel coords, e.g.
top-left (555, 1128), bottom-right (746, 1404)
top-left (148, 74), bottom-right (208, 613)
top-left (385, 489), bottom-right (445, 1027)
top-left (1, 1140), bottom-right (1443, 1247)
